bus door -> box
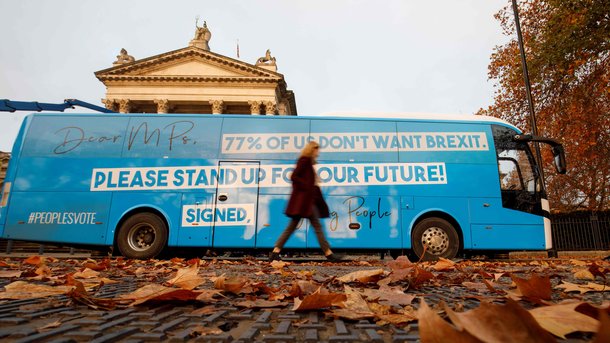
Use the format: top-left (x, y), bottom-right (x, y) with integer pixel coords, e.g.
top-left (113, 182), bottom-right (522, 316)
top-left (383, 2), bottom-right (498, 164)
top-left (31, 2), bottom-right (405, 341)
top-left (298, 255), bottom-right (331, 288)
top-left (211, 161), bottom-right (260, 248)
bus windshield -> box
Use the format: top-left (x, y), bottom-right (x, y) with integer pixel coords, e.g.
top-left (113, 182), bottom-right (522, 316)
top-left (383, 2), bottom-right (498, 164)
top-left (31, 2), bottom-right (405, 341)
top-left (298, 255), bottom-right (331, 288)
top-left (493, 125), bottom-right (544, 215)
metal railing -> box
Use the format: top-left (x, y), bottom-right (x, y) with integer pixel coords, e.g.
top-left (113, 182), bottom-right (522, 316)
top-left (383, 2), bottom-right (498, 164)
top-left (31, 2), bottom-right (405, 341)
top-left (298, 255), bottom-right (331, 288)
top-left (551, 212), bottom-right (610, 251)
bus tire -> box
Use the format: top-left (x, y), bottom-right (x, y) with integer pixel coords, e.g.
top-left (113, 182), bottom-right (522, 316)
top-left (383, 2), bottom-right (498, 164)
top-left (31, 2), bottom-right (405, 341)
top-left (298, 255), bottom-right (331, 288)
top-left (412, 217), bottom-right (459, 261)
top-left (117, 213), bottom-right (168, 259)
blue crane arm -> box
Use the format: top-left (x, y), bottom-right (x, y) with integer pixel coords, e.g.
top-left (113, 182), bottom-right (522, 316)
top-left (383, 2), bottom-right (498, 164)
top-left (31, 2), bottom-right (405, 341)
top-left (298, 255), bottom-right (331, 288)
top-left (63, 99), bottom-right (114, 113)
top-left (0, 99), bottom-right (114, 113)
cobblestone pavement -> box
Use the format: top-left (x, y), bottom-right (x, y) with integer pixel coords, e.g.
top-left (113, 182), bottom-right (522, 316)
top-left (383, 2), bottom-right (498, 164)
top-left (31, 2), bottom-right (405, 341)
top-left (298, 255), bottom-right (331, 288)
top-left (0, 255), bottom-right (608, 342)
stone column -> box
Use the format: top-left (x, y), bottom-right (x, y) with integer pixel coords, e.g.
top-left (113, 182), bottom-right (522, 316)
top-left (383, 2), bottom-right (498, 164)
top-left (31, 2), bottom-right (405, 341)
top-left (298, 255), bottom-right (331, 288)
top-left (210, 100), bottom-right (225, 114)
top-left (248, 101), bottom-right (262, 115)
top-left (102, 99), bottom-right (118, 112)
top-left (264, 101), bottom-right (277, 115)
top-left (154, 99), bottom-right (170, 114)
top-left (118, 99), bottom-right (131, 114)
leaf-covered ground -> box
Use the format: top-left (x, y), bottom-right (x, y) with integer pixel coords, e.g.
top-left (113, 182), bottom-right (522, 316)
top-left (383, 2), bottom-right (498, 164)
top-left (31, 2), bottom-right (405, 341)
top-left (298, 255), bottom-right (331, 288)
top-left (0, 255), bottom-right (609, 342)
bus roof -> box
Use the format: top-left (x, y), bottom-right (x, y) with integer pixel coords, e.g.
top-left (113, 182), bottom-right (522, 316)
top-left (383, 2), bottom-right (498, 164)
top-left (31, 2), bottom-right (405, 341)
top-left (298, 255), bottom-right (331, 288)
top-left (25, 112), bottom-right (521, 132)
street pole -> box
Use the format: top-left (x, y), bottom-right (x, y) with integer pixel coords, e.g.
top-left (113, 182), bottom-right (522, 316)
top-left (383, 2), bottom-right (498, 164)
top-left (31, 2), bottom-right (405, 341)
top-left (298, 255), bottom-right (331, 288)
top-left (511, 0), bottom-right (546, 188)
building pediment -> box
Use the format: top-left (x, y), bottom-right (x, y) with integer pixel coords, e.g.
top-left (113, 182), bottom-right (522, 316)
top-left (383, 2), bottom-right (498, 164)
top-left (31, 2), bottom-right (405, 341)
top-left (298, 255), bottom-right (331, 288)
top-left (95, 47), bottom-right (283, 82)
top-left (96, 22), bottom-right (296, 115)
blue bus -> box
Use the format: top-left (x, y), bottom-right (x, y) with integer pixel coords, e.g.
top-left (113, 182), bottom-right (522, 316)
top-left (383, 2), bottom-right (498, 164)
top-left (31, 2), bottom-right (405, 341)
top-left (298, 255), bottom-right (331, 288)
top-left (0, 113), bottom-right (566, 259)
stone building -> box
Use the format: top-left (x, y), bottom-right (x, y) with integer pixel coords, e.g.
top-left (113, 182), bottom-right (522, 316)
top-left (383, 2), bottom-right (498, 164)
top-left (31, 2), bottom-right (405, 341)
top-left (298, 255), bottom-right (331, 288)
top-left (0, 152), bottom-right (9, 192)
top-left (95, 21), bottom-right (297, 115)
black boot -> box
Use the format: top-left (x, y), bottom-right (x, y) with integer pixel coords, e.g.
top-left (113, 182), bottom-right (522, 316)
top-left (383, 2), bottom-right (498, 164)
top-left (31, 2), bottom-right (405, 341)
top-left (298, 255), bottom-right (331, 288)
top-left (268, 252), bottom-right (281, 262)
top-left (326, 253), bottom-right (343, 262)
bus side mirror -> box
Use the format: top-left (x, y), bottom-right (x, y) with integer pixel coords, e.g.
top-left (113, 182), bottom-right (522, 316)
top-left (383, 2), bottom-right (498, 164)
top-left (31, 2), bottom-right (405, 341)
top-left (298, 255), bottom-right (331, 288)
top-left (552, 145), bottom-right (566, 174)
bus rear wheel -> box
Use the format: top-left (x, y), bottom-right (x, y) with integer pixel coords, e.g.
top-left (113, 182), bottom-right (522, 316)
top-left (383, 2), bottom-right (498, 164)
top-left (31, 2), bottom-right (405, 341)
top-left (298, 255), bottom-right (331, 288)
top-left (412, 217), bottom-right (459, 261)
top-left (117, 213), bottom-right (168, 259)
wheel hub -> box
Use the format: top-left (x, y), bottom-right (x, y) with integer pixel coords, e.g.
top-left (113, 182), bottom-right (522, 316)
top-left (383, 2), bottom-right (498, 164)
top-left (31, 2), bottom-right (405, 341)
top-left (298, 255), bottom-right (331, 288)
top-left (421, 226), bottom-right (449, 255)
top-left (128, 225), bottom-right (156, 251)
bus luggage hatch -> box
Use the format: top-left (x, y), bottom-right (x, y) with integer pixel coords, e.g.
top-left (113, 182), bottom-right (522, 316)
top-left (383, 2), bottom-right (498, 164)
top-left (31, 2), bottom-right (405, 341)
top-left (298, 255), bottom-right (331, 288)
top-left (211, 161), bottom-right (260, 248)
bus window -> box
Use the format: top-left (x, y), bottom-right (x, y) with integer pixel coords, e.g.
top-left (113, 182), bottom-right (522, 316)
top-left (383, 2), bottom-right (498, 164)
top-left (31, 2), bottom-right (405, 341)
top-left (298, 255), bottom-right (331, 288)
top-left (498, 149), bottom-right (539, 193)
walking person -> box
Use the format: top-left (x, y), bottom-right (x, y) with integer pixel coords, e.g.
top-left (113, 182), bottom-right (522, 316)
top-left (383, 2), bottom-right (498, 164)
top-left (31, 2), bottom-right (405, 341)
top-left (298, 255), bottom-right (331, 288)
top-left (269, 141), bottom-right (343, 262)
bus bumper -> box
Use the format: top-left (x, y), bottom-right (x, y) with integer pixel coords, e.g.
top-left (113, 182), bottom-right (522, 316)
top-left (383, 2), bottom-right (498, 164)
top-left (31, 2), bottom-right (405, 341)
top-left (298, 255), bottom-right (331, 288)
top-left (542, 199), bottom-right (552, 249)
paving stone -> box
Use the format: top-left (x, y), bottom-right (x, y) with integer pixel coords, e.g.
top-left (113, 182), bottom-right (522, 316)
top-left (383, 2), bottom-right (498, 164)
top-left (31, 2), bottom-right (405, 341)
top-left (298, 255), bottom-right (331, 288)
top-left (131, 331), bottom-right (168, 340)
top-left (101, 308), bottom-right (137, 321)
top-left (89, 327), bottom-right (141, 343)
top-left (152, 317), bottom-right (190, 333)
top-left (235, 326), bottom-right (259, 342)
top-left (64, 330), bottom-right (103, 340)
top-left (98, 316), bottom-right (137, 331)
top-left (13, 323), bottom-right (81, 343)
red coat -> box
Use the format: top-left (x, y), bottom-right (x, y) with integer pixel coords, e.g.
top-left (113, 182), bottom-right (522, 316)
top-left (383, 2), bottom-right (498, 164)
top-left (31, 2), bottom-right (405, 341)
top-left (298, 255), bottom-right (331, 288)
top-left (285, 156), bottom-right (330, 219)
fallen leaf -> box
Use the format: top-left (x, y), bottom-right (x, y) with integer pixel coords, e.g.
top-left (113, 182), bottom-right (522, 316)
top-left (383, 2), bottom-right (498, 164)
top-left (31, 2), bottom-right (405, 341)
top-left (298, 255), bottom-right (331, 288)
top-left (66, 279), bottom-right (117, 311)
top-left (37, 320), bottom-right (62, 331)
top-left (444, 299), bottom-right (556, 342)
top-left (411, 267), bottom-right (435, 288)
top-left (433, 257), bottom-right (456, 271)
top-left (589, 263), bottom-right (608, 280)
top-left (235, 299), bottom-right (288, 308)
top-left (570, 259), bottom-right (588, 266)
top-left (493, 273), bottom-right (507, 282)
top-left (417, 299), bottom-right (482, 343)
top-left (82, 259), bottom-right (110, 271)
top-left (289, 280), bottom-right (320, 298)
top-left (190, 305), bottom-right (217, 316)
top-left (0, 270), bottom-right (22, 278)
top-left (510, 274), bottom-right (552, 301)
top-left (529, 301), bottom-right (599, 338)
top-left (214, 275), bottom-right (251, 295)
top-left (330, 285), bottom-right (374, 320)
top-left (73, 268), bottom-right (100, 279)
top-left (462, 282), bottom-right (490, 292)
top-left (195, 289), bottom-right (224, 302)
top-left (23, 255), bottom-right (44, 266)
top-left (292, 287), bottom-right (346, 311)
top-left (386, 255), bottom-right (413, 271)
top-left (190, 325), bottom-right (223, 337)
top-left (167, 265), bottom-right (205, 290)
top-left (120, 284), bottom-right (203, 306)
top-left (573, 269), bottom-right (595, 281)
top-left (574, 302), bottom-right (610, 319)
top-left (556, 281), bottom-right (607, 294)
top-left (337, 268), bottom-right (385, 284)
top-left (0, 281), bottom-right (73, 299)
top-left (361, 285), bottom-right (415, 306)
top-left (270, 260), bottom-right (289, 269)
top-left (593, 309), bottom-right (610, 343)
top-left (376, 313), bottom-right (418, 326)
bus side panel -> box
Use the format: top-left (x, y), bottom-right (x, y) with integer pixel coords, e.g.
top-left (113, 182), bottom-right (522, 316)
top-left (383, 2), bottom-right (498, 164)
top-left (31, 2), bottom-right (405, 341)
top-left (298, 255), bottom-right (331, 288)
top-left (4, 191), bottom-right (110, 244)
top-left (402, 197), bottom-right (471, 250)
top-left (256, 194), bottom-right (307, 249)
top-left (318, 194), bottom-right (401, 249)
top-left (106, 192), bottom-right (182, 246)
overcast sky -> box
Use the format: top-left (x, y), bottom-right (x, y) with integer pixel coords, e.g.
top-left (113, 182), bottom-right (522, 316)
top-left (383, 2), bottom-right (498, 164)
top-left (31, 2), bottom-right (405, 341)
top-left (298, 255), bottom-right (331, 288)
top-left (0, 0), bottom-right (510, 151)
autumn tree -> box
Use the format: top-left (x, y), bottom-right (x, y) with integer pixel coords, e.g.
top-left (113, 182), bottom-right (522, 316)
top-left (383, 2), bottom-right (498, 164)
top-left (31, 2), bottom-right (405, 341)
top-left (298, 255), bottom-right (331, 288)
top-left (479, 0), bottom-right (610, 211)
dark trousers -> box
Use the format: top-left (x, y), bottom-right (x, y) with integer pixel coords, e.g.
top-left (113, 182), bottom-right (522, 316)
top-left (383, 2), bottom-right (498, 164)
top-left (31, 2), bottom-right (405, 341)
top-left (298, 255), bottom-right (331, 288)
top-left (274, 207), bottom-right (331, 253)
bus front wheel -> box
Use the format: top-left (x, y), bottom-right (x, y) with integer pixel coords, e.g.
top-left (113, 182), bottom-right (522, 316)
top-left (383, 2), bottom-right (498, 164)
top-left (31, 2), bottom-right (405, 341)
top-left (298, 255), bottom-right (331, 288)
top-left (412, 217), bottom-right (459, 261)
top-left (117, 213), bottom-right (168, 259)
